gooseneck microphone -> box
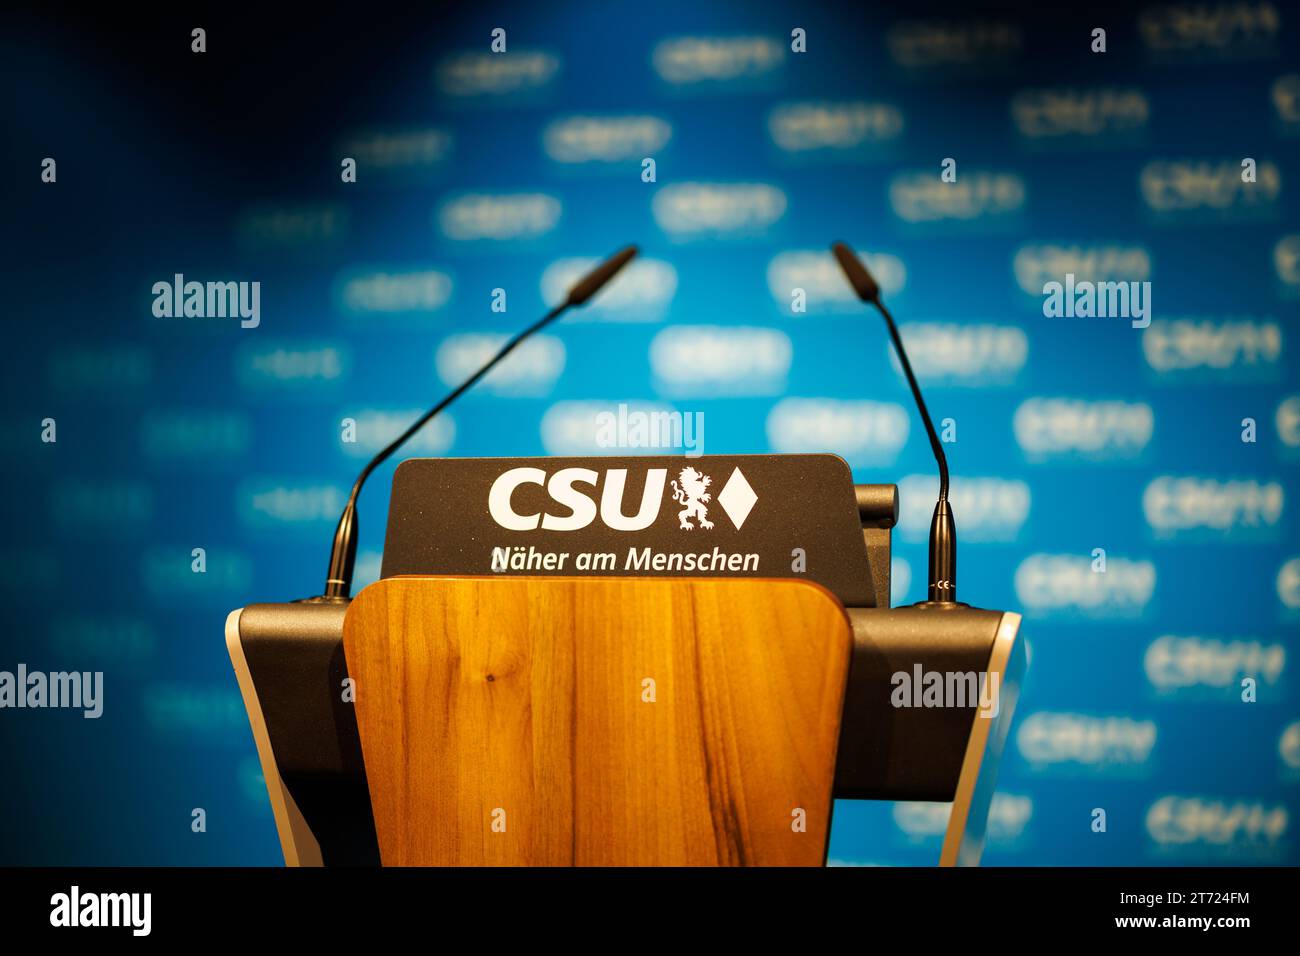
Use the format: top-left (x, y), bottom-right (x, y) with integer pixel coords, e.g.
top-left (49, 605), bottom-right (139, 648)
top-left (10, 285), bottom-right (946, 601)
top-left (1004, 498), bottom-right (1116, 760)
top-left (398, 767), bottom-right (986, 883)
top-left (320, 245), bottom-right (640, 600)
top-left (831, 241), bottom-right (959, 606)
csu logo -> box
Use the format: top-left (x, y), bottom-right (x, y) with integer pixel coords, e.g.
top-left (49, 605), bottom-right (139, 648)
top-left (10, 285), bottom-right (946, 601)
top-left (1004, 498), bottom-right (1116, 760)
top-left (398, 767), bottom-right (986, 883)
top-left (488, 465), bottom-right (756, 532)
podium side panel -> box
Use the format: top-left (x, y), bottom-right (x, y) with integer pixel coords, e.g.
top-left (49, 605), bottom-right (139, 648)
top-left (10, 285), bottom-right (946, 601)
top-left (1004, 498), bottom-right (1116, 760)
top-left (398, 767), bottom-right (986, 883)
top-left (226, 608), bottom-right (324, 867)
top-left (940, 612), bottom-right (1025, 867)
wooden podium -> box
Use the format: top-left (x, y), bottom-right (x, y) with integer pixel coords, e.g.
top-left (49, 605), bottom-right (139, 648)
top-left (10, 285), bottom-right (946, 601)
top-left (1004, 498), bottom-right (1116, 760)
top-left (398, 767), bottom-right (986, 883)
top-left (342, 575), bottom-right (852, 866)
top-left (226, 464), bottom-right (1027, 868)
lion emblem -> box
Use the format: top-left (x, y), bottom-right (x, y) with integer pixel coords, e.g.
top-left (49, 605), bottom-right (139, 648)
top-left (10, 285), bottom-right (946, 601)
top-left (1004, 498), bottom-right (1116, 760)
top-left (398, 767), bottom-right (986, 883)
top-left (671, 466), bottom-right (714, 530)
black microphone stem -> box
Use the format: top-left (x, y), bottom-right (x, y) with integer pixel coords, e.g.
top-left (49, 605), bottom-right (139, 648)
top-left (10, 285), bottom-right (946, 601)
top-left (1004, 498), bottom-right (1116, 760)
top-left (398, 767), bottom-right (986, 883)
top-left (871, 296), bottom-right (957, 605)
top-left (870, 296), bottom-right (949, 502)
top-left (830, 241), bottom-right (959, 605)
top-left (349, 302), bottom-right (566, 510)
top-left (320, 244), bottom-right (639, 600)
top-left (322, 302), bottom-right (568, 599)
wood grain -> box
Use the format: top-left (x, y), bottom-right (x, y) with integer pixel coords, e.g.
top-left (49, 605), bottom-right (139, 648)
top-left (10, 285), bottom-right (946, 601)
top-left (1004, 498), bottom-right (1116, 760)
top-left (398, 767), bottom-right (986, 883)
top-left (342, 576), bottom-right (851, 866)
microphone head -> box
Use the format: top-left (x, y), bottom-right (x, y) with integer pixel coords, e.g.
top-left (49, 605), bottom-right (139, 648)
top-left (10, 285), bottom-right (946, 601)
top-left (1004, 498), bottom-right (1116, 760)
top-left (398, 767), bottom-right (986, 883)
top-left (831, 241), bottom-right (880, 303)
top-left (566, 245), bottom-right (639, 306)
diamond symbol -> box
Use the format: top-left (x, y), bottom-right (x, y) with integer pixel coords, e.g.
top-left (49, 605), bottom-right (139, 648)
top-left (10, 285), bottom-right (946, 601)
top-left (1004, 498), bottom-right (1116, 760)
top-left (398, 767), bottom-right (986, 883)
top-left (717, 467), bottom-right (757, 529)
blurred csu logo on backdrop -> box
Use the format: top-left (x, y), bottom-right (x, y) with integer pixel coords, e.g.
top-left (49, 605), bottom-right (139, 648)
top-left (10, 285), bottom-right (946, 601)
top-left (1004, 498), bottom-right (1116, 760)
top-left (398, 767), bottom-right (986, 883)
top-left (1015, 554), bottom-right (1157, 619)
top-left (1142, 476), bottom-right (1284, 539)
top-left (1144, 635), bottom-right (1285, 699)
top-left (1014, 398), bottom-right (1153, 462)
top-left (1016, 711), bottom-right (1158, 774)
top-left (1146, 797), bottom-right (1288, 861)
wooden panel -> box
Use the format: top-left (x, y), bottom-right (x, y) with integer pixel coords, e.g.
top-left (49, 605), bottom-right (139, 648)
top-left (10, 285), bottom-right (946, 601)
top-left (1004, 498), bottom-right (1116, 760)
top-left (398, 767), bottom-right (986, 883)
top-left (342, 576), bottom-right (851, 866)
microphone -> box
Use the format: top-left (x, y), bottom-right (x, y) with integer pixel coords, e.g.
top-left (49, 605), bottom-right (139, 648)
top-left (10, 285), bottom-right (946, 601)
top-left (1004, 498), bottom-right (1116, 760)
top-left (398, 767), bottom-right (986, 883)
top-left (318, 244), bottom-right (640, 600)
top-left (831, 241), bottom-right (959, 606)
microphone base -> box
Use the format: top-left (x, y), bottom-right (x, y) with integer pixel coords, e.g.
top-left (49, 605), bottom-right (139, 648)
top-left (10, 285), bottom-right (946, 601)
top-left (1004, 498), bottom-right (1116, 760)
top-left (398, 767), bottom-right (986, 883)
top-left (297, 595), bottom-right (353, 606)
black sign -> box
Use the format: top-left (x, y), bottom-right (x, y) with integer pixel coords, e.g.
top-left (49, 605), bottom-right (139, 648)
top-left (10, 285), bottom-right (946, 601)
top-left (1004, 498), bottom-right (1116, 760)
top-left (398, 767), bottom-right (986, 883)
top-left (381, 454), bottom-right (877, 607)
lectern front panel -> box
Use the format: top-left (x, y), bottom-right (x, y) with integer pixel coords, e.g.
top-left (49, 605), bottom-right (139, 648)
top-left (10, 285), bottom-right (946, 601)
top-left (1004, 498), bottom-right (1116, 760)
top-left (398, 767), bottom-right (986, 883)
top-left (343, 575), bottom-right (852, 866)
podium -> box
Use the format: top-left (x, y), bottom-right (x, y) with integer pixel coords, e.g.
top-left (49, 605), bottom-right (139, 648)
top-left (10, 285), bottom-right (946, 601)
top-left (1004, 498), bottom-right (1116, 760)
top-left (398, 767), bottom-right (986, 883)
top-left (227, 459), bottom-right (1026, 867)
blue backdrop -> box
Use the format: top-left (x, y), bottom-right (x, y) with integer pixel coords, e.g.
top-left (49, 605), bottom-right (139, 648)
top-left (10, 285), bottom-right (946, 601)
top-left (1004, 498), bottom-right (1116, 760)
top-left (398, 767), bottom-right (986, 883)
top-left (2, 1), bottom-right (1297, 865)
